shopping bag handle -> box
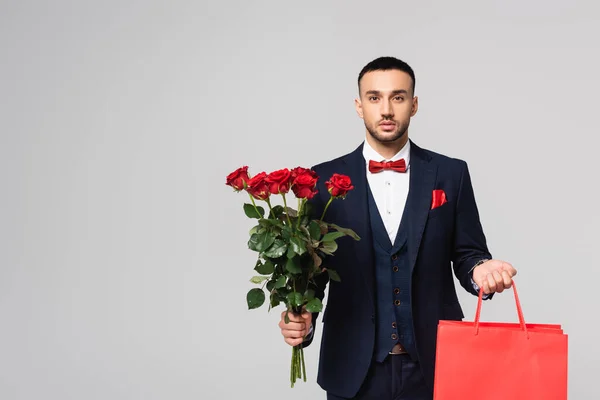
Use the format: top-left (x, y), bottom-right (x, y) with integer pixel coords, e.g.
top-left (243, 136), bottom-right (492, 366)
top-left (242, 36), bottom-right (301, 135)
top-left (474, 280), bottom-right (529, 338)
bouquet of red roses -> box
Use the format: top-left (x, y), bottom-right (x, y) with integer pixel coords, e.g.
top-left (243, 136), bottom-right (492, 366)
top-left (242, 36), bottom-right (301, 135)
top-left (226, 166), bottom-right (360, 387)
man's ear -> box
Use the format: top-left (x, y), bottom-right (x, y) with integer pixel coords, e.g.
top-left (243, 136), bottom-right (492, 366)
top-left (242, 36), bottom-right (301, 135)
top-left (355, 97), bottom-right (363, 119)
top-left (411, 96), bottom-right (419, 117)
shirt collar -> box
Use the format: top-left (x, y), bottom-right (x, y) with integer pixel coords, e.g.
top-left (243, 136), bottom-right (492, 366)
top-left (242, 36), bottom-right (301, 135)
top-left (362, 138), bottom-right (411, 167)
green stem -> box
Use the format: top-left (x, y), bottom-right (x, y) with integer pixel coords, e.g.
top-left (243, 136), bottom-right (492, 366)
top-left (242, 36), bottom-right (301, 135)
top-left (297, 346), bottom-right (301, 379)
top-left (296, 198), bottom-right (307, 229)
top-left (319, 196), bottom-right (334, 222)
top-left (247, 194), bottom-right (262, 218)
top-left (265, 197), bottom-right (274, 216)
top-left (290, 346), bottom-right (295, 387)
top-left (281, 193), bottom-right (293, 227)
top-left (300, 345), bottom-right (306, 381)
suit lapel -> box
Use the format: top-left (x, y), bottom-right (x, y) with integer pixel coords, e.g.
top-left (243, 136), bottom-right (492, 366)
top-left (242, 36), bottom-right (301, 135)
top-left (404, 140), bottom-right (438, 276)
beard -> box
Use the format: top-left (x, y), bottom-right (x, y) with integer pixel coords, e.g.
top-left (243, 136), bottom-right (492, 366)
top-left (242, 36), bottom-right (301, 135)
top-left (365, 119), bottom-right (409, 143)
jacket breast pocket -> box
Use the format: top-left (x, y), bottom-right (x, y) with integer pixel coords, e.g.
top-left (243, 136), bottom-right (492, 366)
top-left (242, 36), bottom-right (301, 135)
top-left (428, 200), bottom-right (453, 221)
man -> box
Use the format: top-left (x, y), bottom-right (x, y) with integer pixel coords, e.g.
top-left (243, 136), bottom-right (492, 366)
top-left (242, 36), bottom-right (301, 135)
top-left (278, 56), bottom-right (516, 399)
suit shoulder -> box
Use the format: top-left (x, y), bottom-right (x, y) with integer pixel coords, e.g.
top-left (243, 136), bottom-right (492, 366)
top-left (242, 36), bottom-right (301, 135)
top-left (419, 146), bottom-right (468, 169)
top-left (310, 145), bottom-right (360, 171)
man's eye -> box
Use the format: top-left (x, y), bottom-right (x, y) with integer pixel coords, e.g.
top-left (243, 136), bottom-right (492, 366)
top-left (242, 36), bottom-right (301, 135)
top-left (369, 96), bottom-right (378, 101)
top-left (394, 96), bottom-right (404, 101)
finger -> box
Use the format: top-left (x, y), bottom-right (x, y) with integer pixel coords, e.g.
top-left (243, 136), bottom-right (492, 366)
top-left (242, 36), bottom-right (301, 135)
top-left (281, 328), bottom-right (307, 339)
top-left (278, 320), bottom-right (306, 331)
top-left (501, 270), bottom-right (513, 288)
top-left (501, 262), bottom-right (517, 277)
top-left (285, 337), bottom-right (304, 347)
top-left (482, 278), bottom-right (491, 295)
top-left (492, 270), bottom-right (504, 293)
top-left (281, 311), bottom-right (304, 323)
top-left (486, 273), bottom-right (497, 293)
top-left (301, 311), bottom-right (312, 323)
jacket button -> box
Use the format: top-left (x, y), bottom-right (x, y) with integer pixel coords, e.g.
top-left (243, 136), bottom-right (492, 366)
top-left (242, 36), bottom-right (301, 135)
top-left (391, 333), bottom-right (398, 340)
top-left (392, 322), bottom-right (397, 329)
top-left (393, 266), bottom-right (399, 272)
top-left (394, 288), bottom-right (400, 295)
top-left (392, 254), bottom-right (398, 260)
top-left (394, 300), bottom-right (401, 306)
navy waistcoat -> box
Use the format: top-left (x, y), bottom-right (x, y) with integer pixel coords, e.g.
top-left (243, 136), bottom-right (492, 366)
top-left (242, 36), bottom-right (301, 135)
top-left (367, 184), bottom-right (417, 362)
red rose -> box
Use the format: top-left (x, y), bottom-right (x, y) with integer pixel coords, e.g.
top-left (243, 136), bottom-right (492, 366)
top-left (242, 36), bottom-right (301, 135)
top-left (290, 167), bottom-right (310, 179)
top-left (246, 172), bottom-right (270, 200)
top-left (225, 166), bottom-right (250, 191)
top-left (325, 173), bottom-right (354, 198)
top-left (292, 169), bottom-right (318, 199)
top-left (265, 168), bottom-right (293, 194)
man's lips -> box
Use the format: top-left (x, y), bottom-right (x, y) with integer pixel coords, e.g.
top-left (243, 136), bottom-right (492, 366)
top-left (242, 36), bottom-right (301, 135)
top-left (379, 122), bottom-right (396, 130)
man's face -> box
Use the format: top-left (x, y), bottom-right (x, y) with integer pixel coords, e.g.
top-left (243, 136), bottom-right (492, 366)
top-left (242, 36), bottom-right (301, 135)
top-left (355, 69), bottom-right (418, 144)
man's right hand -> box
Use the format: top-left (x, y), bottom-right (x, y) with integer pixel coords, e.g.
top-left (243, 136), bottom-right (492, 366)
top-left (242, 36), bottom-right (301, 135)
top-left (279, 309), bottom-right (312, 347)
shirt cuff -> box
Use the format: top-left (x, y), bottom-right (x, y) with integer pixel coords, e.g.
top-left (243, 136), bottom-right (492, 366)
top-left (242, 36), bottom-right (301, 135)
top-left (471, 278), bottom-right (490, 299)
top-left (470, 259), bottom-right (490, 299)
top-left (303, 323), bottom-right (314, 342)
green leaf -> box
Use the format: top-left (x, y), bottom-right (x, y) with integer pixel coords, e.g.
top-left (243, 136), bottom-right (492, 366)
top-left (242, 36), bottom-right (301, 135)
top-left (285, 257), bottom-right (302, 274)
top-left (287, 292), bottom-right (303, 307)
top-left (304, 289), bottom-right (315, 301)
top-left (244, 203), bottom-right (265, 219)
top-left (290, 236), bottom-right (307, 255)
top-left (322, 231), bottom-right (345, 242)
top-left (269, 205), bottom-right (285, 219)
top-left (327, 269), bottom-right (341, 282)
top-left (284, 207), bottom-right (298, 218)
top-left (275, 275), bottom-right (287, 288)
top-left (308, 221), bottom-right (321, 240)
top-left (247, 288), bottom-right (265, 309)
top-left (250, 275), bottom-right (269, 284)
top-left (254, 260), bottom-right (275, 275)
top-left (281, 226), bottom-right (293, 241)
top-left (248, 232), bottom-right (276, 252)
top-left (270, 293), bottom-right (281, 308)
top-left (298, 225), bottom-right (312, 241)
top-left (258, 218), bottom-right (284, 229)
top-left (266, 279), bottom-right (277, 291)
top-left (264, 239), bottom-right (287, 258)
top-left (328, 223), bottom-right (361, 241)
top-left (305, 297), bottom-right (323, 313)
top-left (320, 240), bottom-right (338, 255)
top-left (286, 245), bottom-right (295, 259)
top-left (249, 225), bottom-right (259, 235)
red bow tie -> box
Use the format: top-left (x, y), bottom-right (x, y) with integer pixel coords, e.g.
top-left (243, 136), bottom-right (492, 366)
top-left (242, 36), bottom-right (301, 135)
top-left (368, 159), bottom-right (407, 173)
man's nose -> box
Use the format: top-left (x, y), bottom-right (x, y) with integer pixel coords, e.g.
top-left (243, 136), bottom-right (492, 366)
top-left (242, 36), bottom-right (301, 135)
top-left (381, 101), bottom-right (393, 117)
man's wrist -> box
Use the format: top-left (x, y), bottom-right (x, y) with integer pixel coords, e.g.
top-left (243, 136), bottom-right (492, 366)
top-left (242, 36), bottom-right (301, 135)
top-left (470, 258), bottom-right (490, 275)
top-left (470, 259), bottom-right (491, 298)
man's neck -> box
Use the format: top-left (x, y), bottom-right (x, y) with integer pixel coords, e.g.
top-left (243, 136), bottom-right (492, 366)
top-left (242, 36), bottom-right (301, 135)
top-left (365, 133), bottom-right (409, 160)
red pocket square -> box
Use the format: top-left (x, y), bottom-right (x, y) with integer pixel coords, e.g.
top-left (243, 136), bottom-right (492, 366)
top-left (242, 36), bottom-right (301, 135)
top-left (431, 189), bottom-right (447, 210)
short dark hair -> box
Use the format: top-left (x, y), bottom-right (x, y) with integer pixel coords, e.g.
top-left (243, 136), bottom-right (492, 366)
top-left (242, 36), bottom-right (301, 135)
top-left (357, 56), bottom-right (416, 95)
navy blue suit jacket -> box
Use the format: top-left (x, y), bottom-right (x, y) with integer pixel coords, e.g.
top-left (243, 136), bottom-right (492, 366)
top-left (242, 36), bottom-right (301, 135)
top-left (303, 140), bottom-right (492, 398)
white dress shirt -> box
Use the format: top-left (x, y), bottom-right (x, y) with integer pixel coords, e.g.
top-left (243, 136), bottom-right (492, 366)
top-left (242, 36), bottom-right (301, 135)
top-left (362, 139), bottom-right (411, 244)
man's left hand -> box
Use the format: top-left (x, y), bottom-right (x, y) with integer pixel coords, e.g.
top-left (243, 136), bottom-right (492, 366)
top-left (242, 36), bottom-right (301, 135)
top-left (472, 260), bottom-right (517, 294)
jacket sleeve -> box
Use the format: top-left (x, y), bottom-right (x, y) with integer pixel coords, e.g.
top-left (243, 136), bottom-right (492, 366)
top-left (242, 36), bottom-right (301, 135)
top-left (301, 166), bottom-right (330, 347)
top-left (451, 160), bottom-right (493, 298)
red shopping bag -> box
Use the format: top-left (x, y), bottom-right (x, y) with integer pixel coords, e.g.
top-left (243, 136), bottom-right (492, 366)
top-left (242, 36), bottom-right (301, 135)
top-left (433, 281), bottom-right (568, 400)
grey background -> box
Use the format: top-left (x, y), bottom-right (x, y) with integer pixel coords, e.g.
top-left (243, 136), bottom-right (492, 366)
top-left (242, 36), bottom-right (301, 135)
top-left (1, 0), bottom-right (597, 399)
